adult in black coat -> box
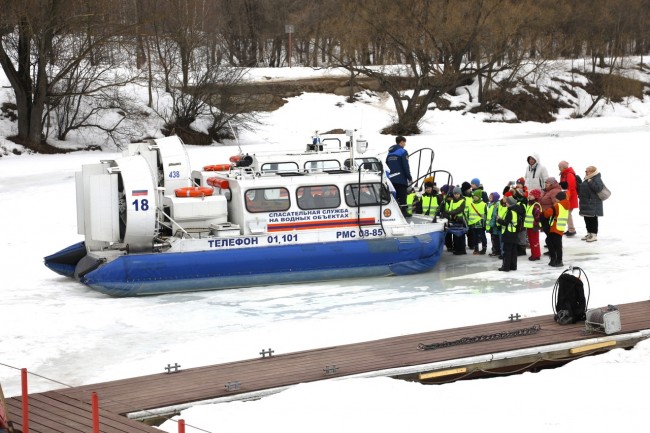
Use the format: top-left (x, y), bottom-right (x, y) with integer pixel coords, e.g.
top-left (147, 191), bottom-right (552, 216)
top-left (578, 165), bottom-right (605, 242)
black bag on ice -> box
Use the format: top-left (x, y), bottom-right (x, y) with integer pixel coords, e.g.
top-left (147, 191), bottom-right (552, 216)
top-left (552, 267), bottom-right (589, 325)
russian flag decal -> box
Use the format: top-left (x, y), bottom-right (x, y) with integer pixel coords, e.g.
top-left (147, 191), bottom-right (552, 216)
top-left (132, 190), bottom-right (148, 196)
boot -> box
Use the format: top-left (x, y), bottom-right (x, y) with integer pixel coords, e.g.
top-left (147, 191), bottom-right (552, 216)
top-left (586, 233), bottom-right (598, 242)
top-left (479, 247), bottom-right (487, 255)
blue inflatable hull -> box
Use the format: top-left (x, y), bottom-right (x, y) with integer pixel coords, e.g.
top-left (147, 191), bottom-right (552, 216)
top-left (47, 232), bottom-right (445, 297)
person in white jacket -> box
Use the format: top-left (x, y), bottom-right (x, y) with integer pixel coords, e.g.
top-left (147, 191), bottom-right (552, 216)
top-left (524, 153), bottom-right (549, 192)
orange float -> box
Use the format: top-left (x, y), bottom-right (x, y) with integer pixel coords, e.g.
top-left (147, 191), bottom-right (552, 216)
top-left (207, 177), bottom-right (230, 188)
top-left (174, 186), bottom-right (214, 197)
top-left (203, 164), bottom-right (232, 171)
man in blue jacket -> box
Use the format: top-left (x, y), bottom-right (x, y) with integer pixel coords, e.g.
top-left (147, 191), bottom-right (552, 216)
top-left (386, 135), bottom-right (413, 217)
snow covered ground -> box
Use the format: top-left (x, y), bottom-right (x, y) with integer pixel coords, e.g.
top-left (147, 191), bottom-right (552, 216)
top-left (1, 62), bottom-right (650, 432)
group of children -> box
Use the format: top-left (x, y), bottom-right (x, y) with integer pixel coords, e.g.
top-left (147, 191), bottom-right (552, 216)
top-left (410, 176), bottom-right (571, 272)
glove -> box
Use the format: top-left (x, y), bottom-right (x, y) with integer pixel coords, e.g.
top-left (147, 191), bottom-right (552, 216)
top-left (559, 181), bottom-right (568, 189)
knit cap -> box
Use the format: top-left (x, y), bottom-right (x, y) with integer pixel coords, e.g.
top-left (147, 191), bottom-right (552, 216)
top-left (506, 196), bottom-right (517, 206)
top-left (529, 189), bottom-right (541, 199)
top-left (461, 181), bottom-right (471, 192)
top-left (440, 184), bottom-right (450, 194)
top-left (472, 190), bottom-right (482, 199)
top-left (546, 177), bottom-right (558, 185)
top-left (556, 191), bottom-right (567, 200)
top-left (471, 178), bottom-right (480, 187)
top-left (453, 187), bottom-right (462, 195)
top-left (517, 177), bottom-right (525, 185)
top-left (490, 192), bottom-right (500, 203)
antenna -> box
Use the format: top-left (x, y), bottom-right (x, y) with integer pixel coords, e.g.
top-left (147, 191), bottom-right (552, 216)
top-left (228, 120), bottom-right (243, 154)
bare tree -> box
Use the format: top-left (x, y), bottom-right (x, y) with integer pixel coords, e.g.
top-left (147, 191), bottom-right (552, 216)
top-left (330, 0), bottom-right (517, 134)
top-left (0, 0), bottom-right (130, 152)
top-left (46, 60), bottom-right (145, 145)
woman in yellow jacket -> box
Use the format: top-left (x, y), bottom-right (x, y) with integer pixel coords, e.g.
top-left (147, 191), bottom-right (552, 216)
top-left (543, 191), bottom-right (569, 267)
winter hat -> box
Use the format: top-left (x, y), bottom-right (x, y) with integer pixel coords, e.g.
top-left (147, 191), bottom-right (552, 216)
top-left (471, 178), bottom-right (480, 187)
top-left (506, 196), bottom-right (517, 206)
top-left (529, 189), bottom-right (542, 199)
top-left (461, 181), bottom-right (472, 192)
top-left (504, 191), bottom-right (513, 197)
top-left (516, 177), bottom-right (525, 186)
top-left (489, 192), bottom-right (500, 203)
top-left (424, 181), bottom-right (434, 188)
top-left (441, 184), bottom-right (450, 194)
top-left (546, 176), bottom-right (558, 185)
top-left (452, 187), bottom-right (462, 195)
top-left (555, 191), bottom-right (567, 201)
top-left (472, 190), bottom-right (482, 199)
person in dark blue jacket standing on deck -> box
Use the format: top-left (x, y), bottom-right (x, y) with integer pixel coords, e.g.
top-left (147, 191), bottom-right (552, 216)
top-left (386, 135), bottom-right (413, 217)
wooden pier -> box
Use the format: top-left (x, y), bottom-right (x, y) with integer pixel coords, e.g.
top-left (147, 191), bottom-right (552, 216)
top-left (4, 300), bottom-right (649, 433)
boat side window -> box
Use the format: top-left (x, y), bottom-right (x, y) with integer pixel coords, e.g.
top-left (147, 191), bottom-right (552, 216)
top-left (260, 161), bottom-right (299, 173)
top-left (297, 185), bottom-right (341, 210)
top-left (304, 159), bottom-right (340, 173)
top-left (344, 183), bottom-right (390, 207)
top-left (245, 187), bottom-right (291, 213)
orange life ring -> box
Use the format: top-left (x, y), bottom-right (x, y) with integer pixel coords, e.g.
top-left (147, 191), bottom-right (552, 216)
top-left (203, 164), bottom-right (232, 171)
top-left (174, 186), bottom-right (214, 197)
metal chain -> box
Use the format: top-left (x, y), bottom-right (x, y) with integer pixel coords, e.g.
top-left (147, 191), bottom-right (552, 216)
top-left (417, 324), bottom-right (542, 351)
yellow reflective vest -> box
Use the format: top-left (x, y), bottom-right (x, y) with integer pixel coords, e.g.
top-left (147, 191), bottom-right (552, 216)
top-left (524, 202), bottom-right (541, 229)
top-left (486, 203), bottom-right (498, 231)
top-left (551, 203), bottom-right (569, 232)
top-left (467, 200), bottom-right (486, 226)
top-left (501, 208), bottom-right (518, 234)
top-left (406, 192), bottom-right (416, 216)
top-left (420, 195), bottom-right (439, 216)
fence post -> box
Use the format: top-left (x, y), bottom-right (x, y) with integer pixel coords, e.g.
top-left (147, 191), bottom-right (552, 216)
top-left (91, 392), bottom-right (100, 433)
top-left (21, 368), bottom-right (29, 433)
top-left (178, 418), bottom-right (185, 433)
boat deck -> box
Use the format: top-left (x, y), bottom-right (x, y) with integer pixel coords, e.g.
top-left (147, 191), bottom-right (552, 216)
top-left (5, 300), bottom-right (649, 432)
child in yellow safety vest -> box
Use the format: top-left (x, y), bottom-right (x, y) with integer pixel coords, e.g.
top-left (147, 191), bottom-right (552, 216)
top-left (414, 181), bottom-right (440, 217)
top-left (468, 190), bottom-right (487, 254)
top-left (543, 191), bottom-right (570, 267)
top-left (486, 192), bottom-right (502, 258)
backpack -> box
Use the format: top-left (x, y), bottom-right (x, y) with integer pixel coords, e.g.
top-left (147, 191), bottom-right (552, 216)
top-left (552, 267), bottom-right (590, 325)
top-left (574, 173), bottom-right (582, 188)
